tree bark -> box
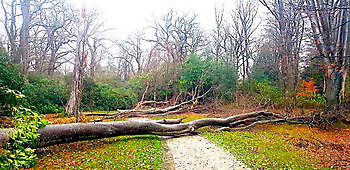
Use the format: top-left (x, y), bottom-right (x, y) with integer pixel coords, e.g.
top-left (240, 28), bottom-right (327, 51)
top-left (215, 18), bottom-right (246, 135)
top-left (65, 8), bottom-right (88, 119)
top-left (0, 111), bottom-right (278, 148)
top-left (303, 0), bottom-right (349, 105)
top-left (19, 0), bottom-right (30, 75)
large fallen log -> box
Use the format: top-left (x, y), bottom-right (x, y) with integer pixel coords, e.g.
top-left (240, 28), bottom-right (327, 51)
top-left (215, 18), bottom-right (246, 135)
top-left (0, 111), bottom-right (285, 148)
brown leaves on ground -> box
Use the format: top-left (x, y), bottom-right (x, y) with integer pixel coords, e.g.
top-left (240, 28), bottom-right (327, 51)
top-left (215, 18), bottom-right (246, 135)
top-left (44, 114), bottom-right (101, 124)
top-left (256, 123), bottom-right (350, 169)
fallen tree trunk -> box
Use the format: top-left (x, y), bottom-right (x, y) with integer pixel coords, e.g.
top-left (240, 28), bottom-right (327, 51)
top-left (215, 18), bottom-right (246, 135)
top-left (0, 111), bottom-right (284, 148)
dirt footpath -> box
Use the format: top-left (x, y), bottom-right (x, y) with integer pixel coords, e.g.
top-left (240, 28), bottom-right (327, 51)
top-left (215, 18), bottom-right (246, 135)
top-left (165, 135), bottom-right (250, 170)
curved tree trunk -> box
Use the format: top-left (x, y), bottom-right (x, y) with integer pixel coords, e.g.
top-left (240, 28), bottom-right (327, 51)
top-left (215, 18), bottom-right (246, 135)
top-left (0, 111), bottom-right (279, 148)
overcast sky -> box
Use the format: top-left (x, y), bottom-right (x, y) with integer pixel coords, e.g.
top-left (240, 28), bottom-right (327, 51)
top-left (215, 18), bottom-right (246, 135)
top-left (69, 0), bottom-right (265, 40)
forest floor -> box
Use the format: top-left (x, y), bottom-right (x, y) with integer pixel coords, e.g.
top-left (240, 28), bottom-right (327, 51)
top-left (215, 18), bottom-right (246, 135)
top-left (4, 106), bottom-right (347, 169)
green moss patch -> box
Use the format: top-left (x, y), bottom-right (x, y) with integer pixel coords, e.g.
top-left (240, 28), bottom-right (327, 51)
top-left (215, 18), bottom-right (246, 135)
top-left (34, 135), bottom-right (165, 169)
top-left (202, 124), bottom-right (321, 169)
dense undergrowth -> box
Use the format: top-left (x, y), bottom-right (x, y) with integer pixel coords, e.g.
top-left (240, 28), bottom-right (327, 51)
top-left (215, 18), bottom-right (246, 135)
top-left (0, 88), bottom-right (50, 168)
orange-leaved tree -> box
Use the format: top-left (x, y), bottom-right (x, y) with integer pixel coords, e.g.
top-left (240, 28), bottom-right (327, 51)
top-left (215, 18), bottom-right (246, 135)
top-left (296, 78), bottom-right (319, 97)
top-left (296, 78), bottom-right (325, 106)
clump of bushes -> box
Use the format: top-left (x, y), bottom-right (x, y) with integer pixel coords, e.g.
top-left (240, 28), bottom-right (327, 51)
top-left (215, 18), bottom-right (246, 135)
top-left (0, 87), bottom-right (50, 169)
top-left (0, 57), bottom-right (25, 91)
top-left (178, 55), bottom-right (238, 102)
top-left (254, 80), bottom-right (284, 106)
top-left (22, 74), bottom-right (68, 114)
top-left (296, 78), bottom-right (326, 107)
top-left (127, 68), bottom-right (176, 102)
top-left (81, 81), bottom-right (137, 111)
top-left (0, 57), bottom-right (69, 114)
top-left (239, 79), bottom-right (284, 107)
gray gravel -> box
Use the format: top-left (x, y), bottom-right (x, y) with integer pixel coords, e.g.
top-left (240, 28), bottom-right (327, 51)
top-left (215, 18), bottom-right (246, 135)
top-left (166, 135), bottom-right (250, 170)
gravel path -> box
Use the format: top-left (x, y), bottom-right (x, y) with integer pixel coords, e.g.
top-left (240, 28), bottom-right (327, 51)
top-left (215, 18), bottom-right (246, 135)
top-left (126, 118), bottom-right (249, 169)
top-left (165, 135), bottom-right (250, 170)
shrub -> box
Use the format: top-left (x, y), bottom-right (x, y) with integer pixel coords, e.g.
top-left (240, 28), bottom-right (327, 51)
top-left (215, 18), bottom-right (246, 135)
top-left (127, 73), bottom-right (151, 98)
top-left (239, 80), bottom-right (284, 107)
top-left (0, 88), bottom-right (50, 169)
top-left (0, 87), bottom-right (25, 116)
top-left (255, 81), bottom-right (284, 106)
top-left (208, 60), bottom-right (238, 101)
top-left (179, 55), bottom-right (238, 101)
top-left (0, 57), bottom-right (25, 91)
top-left (251, 67), bottom-right (280, 83)
top-left (296, 78), bottom-right (326, 107)
top-left (81, 77), bottom-right (99, 111)
top-left (22, 74), bottom-right (68, 114)
top-left (83, 83), bottom-right (137, 111)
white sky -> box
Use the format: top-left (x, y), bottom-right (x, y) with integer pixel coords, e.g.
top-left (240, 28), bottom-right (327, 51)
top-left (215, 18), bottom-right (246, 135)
top-left (69, 0), bottom-right (265, 40)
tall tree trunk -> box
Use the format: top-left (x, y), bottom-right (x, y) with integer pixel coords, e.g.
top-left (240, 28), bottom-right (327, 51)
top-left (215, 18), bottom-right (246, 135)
top-left (304, 0), bottom-right (348, 105)
top-left (324, 65), bottom-right (342, 104)
top-left (19, 0), bottom-right (30, 75)
top-left (65, 42), bottom-right (85, 119)
top-left (87, 40), bottom-right (97, 79)
top-left (47, 31), bottom-right (55, 75)
top-left (65, 8), bottom-right (88, 120)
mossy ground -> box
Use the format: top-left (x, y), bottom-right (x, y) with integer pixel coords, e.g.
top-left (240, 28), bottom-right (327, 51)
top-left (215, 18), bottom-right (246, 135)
top-left (203, 127), bottom-right (318, 169)
top-left (152, 112), bottom-right (209, 122)
top-left (33, 135), bottom-right (165, 169)
top-left (202, 123), bottom-right (350, 169)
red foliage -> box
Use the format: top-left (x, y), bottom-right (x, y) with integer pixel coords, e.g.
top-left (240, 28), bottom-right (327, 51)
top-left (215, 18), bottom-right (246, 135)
top-left (296, 78), bottom-right (319, 97)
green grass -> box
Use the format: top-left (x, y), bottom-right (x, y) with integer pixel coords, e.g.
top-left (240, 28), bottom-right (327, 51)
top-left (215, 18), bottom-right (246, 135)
top-left (152, 113), bottom-right (210, 122)
top-left (82, 110), bottom-right (119, 114)
top-left (35, 135), bottom-right (165, 169)
top-left (202, 126), bottom-right (321, 169)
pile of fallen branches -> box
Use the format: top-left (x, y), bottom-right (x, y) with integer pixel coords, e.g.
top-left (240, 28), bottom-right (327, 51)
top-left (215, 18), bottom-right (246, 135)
top-left (83, 89), bottom-right (212, 121)
top-left (0, 111), bottom-right (311, 148)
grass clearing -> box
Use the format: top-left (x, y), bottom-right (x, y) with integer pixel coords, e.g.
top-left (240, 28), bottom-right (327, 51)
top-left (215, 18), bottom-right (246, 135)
top-left (202, 123), bottom-right (350, 169)
top-left (34, 135), bottom-right (165, 169)
top-left (203, 128), bottom-right (318, 169)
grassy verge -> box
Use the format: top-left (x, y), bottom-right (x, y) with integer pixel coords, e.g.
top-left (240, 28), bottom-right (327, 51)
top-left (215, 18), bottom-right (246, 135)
top-left (203, 128), bottom-right (318, 169)
top-left (34, 135), bottom-right (165, 169)
top-left (202, 123), bottom-right (350, 169)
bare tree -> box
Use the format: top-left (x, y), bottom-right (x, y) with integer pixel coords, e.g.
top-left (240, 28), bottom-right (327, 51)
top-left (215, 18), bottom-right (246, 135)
top-left (18, 0), bottom-right (30, 75)
top-left (31, 0), bottom-right (75, 74)
top-left (302, 0), bottom-right (350, 104)
top-left (260, 0), bottom-right (305, 106)
top-left (231, 0), bottom-right (259, 81)
top-left (1, 0), bottom-right (20, 63)
top-left (149, 10), bottom-right (206, 65)
top-left (212, 6), bottom-right (225, 60)
top-left (209, 1), bottom-right (259, 81)
top-left (85, 16), bottom-right (109, 79)
top-left (65, 8), bottom-right (109, 119)
top-left (115, 32), bottom-right (145, 78)
top-left (65, 7), bottom-right (89, 119)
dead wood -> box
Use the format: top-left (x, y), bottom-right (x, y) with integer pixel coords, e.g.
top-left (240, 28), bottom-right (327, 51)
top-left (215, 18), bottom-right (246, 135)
top-left (116, 89), bottom-right (211, 115)
top-left (0, 111), bottom-right (277, 148)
